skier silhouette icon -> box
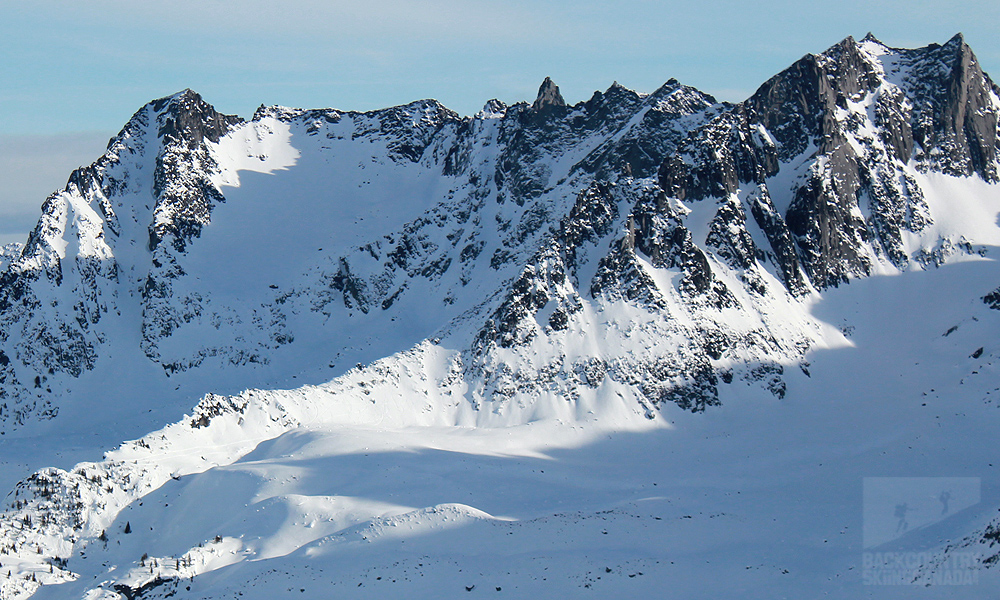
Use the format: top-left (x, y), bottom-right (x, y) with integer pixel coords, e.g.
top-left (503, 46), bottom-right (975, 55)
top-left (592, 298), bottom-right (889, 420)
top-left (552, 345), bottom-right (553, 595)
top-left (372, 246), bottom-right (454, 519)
top-left (939, 491), bottom-right (951, 515)
top-left (894, 503), bottom-right (910, 533)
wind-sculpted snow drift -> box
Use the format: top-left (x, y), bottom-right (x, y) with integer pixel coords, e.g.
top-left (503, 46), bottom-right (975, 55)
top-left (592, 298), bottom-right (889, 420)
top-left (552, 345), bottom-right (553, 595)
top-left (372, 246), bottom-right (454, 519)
top-left (1, 34), bottom-right (1000, 598)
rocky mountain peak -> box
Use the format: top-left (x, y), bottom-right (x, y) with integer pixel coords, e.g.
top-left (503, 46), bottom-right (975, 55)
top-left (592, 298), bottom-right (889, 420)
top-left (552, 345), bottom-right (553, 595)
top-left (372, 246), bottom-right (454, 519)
top-left (478, 98), bottom-right (508, 118)
top-left (742, 34), bottom-right (882, 162)
top-left (655, 33), bottom-right (1000, 294)
top-left (898, 33), bottom-right (1000, 181)
top-left (943, 31), bottom-right (965, 48)
top-left (532, 77), bottom-right (567, 112)
top-left (151, 89), bottom-right (243, 149)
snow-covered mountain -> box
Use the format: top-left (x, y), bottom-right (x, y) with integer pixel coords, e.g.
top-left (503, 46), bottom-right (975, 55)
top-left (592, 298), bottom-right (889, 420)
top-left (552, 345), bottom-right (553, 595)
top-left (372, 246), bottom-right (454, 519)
top-left (1, 33), bottom-right (1000, 599)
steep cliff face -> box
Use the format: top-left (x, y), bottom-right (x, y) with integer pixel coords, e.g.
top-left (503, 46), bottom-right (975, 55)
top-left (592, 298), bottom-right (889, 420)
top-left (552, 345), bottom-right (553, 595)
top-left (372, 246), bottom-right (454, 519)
top-left (657, 34), bottom-right (1000, 292)
top-left (0, 91), bottom-right (254, 431)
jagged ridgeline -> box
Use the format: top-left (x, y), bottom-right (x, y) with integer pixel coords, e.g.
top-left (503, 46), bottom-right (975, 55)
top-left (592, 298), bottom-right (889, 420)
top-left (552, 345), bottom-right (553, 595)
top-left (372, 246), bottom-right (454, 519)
top-left (0, 33), bottom-right (997, 437)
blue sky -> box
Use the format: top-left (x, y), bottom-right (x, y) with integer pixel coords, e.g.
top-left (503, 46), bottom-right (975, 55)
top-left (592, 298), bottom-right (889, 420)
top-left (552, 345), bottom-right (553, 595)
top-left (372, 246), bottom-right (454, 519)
top-left (1, 0), bottom-right (998, 244)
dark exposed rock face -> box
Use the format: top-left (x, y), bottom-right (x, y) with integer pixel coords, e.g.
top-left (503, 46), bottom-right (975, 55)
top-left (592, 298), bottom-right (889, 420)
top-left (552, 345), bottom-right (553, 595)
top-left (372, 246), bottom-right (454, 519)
top-left (532, 77), bottom-right (567, 112)
top-left (468, 180), bottom-right (726, 413)
top-left (656, 34), bottom-right (1000, 293)
top-left (901, 34), bottom-right (1000, 181)
top-left (577, 80), bottom-right (717, 180)
top-left (142, 93), bottom-right (246, 364)
top-left (747, 38), bottom-right (881, 162)
top-left (153, 89), bottom-right (243, 149)
top-left (984, 286), bottom-right (1000, 310)
top-left (311, 80), bottom-right (713, 323)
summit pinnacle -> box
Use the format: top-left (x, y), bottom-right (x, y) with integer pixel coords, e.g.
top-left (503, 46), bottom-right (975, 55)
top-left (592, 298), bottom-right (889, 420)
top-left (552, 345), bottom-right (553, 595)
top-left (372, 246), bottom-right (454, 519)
top-left (532, 77), bottom-right (567, 111)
